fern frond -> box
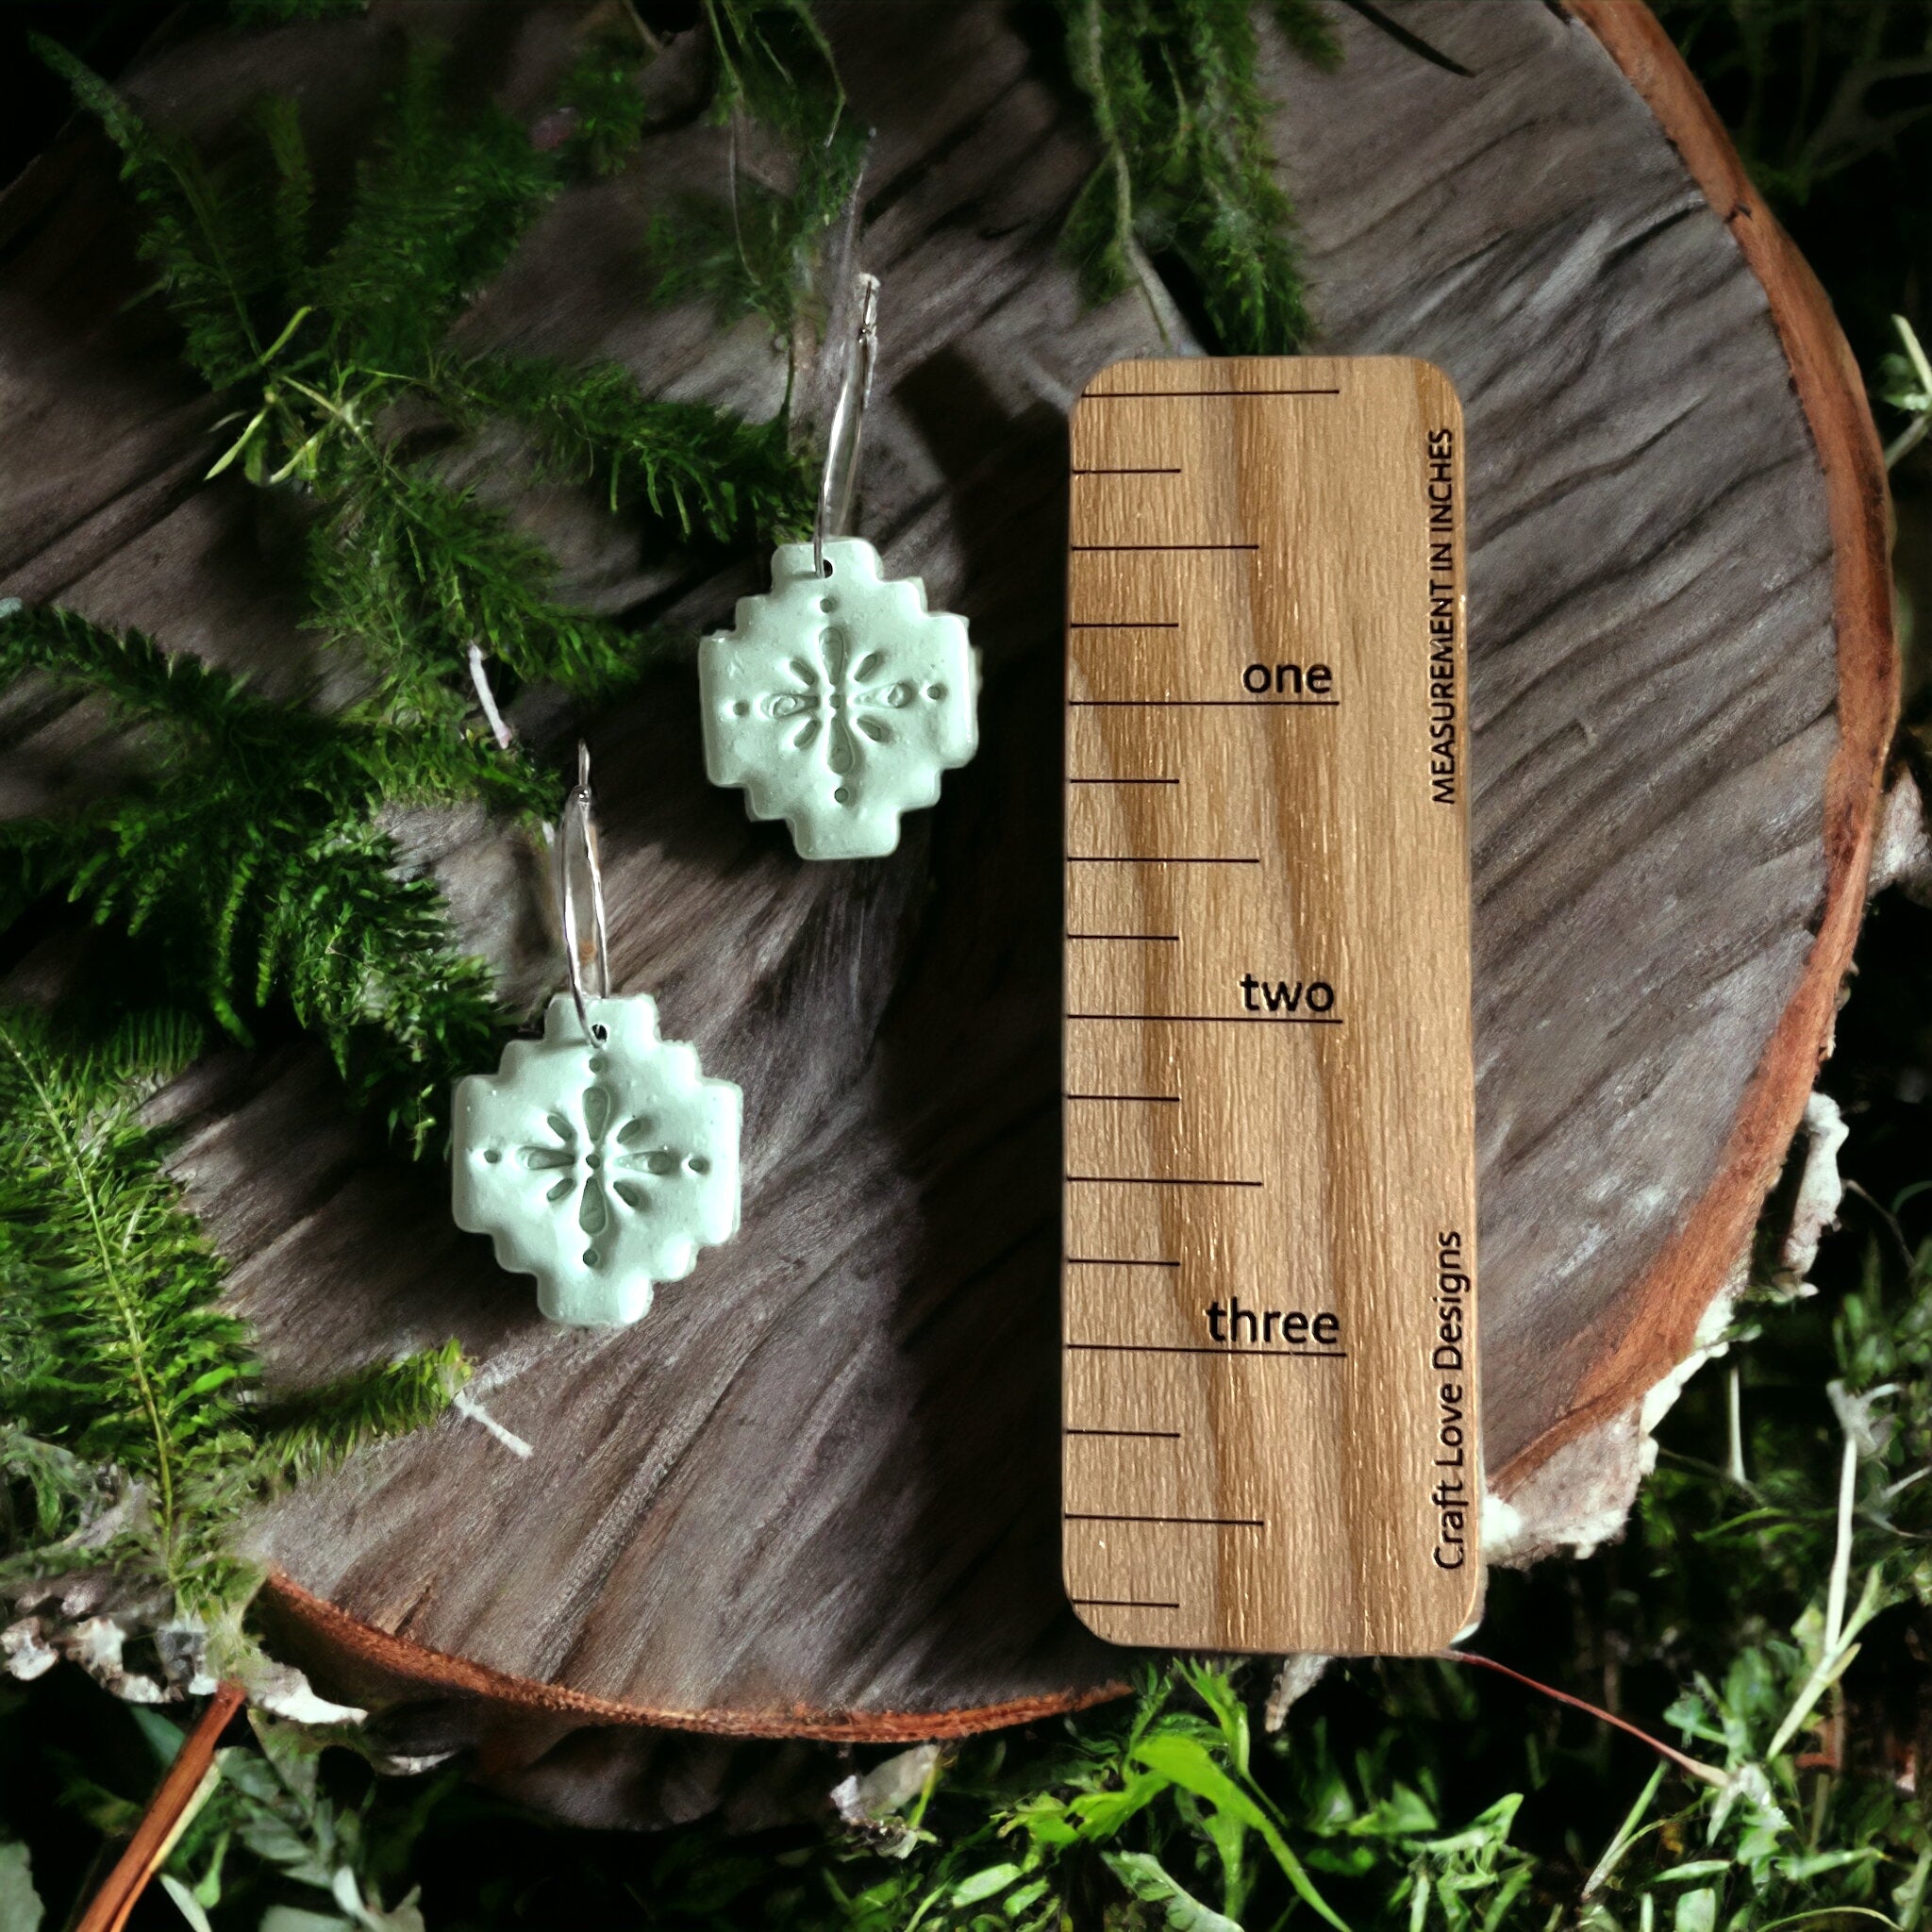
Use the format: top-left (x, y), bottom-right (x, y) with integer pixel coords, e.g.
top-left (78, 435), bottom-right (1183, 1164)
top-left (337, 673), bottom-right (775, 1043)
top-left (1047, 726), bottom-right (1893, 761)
top-left (257, 95), bottom-right (315, 298)
top-left (37, 36), bottom-right (295, 389)
top-left (0, 605), bottom-right (540, 1152)
top-left (0, 1003), bottom-right (240, 1600)
top-left (308, 441), bottom-right (646, 706)
top-left (253, 1340), bottom-right (470, 1485)
top-left (645, 0), bottom-right (863, 346)
top-left (0, 1424), bottom-right (108, 1551)
top-left (1057, 0), bottom-right (1331, 354)
top-left (311, 39), bottom-right (558, 376)
top-left (0, 1004), bottom-right (469, 1614)
top-left (446, 355), bottom-right (811, 544)
top-left (0, 601), bottom-right (266, 736)
top-left (46, 29), bottom-right (795, 727)
top-left (1268, 0), bottom-right (1343, 71)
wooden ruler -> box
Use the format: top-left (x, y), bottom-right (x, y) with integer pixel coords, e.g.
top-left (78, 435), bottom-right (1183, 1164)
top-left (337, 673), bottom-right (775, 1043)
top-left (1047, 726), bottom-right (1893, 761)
top-left (1062, 356), bottom-right (1479, 1657)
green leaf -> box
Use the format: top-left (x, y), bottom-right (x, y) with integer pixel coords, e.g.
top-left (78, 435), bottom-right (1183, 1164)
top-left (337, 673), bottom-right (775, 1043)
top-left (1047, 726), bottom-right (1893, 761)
top-left (1895, 1851), bottom-right (1932, 1932)
top-left (950, 1863), bottom-right (1024, 1907)
top-left (0, 1843), bottom-right (44, 1932)
top-left (1583, 1763), bottom-right (1667, 1899)
top-left (128, 1706), bottom-right (192, 1768)
top-left (1674, 1889), bottom-right (1720, 1932)
top-left (158, 1873), bottom-right (215, 1932)
top-left (186, 1365), bottom-right (246, 1397)
top-left (1132, 1735), bottom-right (1349, 1932)
top-left (1103, 1850), bottom-right (1244, 1932)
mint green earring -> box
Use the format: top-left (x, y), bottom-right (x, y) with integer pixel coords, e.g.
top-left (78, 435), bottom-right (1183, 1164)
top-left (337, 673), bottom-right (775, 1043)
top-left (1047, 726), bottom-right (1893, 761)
top-left (699, 276), bottom-right (980, 860)
top-left (452, 747), bottom-right (741, 1327)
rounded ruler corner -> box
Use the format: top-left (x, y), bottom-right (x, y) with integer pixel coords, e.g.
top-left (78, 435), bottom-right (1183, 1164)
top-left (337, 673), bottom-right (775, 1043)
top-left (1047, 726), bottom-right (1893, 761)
top-left (1062, 354), bottom-right (1480, 1657)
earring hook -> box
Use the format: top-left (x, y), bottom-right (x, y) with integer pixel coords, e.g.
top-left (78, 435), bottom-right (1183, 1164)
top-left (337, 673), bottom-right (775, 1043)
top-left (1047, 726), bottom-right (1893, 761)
top-left (557, 740), bottom-right (610, 1043)
top-left (813, 272), bottom-right (880, 578)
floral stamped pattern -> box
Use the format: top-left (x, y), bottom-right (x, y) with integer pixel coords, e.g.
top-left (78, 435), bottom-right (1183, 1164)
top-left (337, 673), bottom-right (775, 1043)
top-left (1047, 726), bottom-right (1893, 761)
top-left (453, 994), bottom-right (741, 1327)
top-left (699, 538), bottom-right (978, 860)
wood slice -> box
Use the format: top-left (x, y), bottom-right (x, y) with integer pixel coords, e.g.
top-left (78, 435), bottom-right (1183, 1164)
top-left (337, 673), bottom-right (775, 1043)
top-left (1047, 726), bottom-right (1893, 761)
top-left (0, 0), bottom-right (1893, 1802)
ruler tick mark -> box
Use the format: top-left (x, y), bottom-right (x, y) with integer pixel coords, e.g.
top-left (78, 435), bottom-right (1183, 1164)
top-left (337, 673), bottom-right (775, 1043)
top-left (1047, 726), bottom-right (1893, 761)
top-left (1066, 932), bottom-right (1179, 942)
top-left (1071, 542), bottom-right (1259, 553)
top-left (1066, 1512), bottom-right (1266, 1527)
top-left (1072, 467), bottom-right (1182, 475)
top-left (1069, 620), bottom-right (1179, 629)
top-left (1066, 1092), bottom-right (1179, 1105)
top-left (1067, 1174), bottom-right (1260, 1189)
top-left (1068, 1341), bottom-right (1348, 1359)
top-left (1070, 1596), bottom-right (1183, 1609)
top-left (1080, 387), bottom-right (1341, 398)
top-left (1065, 1426), bottom-right (1183, 1440)
top-left (1066, 1257), bottom-right (1179, 1269)
top-left (1067, 776), bottom-right (1180, 786)
top-left (1068, 1012), bottom-right (1342, 1026)
top-left (1068, 855), bottom-right (1257, 865)
top-left (1074, 707), bottom-right (1344, 714)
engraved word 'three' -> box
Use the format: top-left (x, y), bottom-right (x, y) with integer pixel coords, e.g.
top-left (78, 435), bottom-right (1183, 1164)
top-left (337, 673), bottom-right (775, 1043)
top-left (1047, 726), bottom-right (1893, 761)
top-left (453, 994), bottom-right (741, 1326)
top-left (699, 538), bottom-right (979, 860)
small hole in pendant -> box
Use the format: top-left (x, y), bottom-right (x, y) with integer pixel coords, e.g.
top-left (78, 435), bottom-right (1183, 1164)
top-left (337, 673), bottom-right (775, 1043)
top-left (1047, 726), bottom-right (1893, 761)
top-left (732, 700), bottom-right (750, 716)
top-left (834, 785), bottom-right (851, 805)
top-left (688, 1156), bottom-right (710, 1174)
top-left (821, 557), bottom-right (836, 578)
top-left (583, 1247), bottom-right (599, 1267)
top-left (588, 1054), bottom-right (608, 1073)
top-left (926, 683), bottom-right (947, 700)
top-left (821, 594), bottom-right (839, 613)
top-left (483, 1149), bottom-right (502, 1164)
top-left (591, 1023), bottom-right (608, 1043)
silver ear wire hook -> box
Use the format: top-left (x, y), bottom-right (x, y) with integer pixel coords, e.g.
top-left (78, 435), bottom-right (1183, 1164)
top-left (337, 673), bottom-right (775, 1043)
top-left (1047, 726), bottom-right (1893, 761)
top-left (813, 272), bottom-right (880, 579)
top-left (557, 740), bottom-right (610, 1043)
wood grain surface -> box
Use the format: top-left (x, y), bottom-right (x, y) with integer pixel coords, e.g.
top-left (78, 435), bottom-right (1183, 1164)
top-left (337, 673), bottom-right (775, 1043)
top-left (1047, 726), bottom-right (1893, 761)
top-left (0, 0), bottom-right (1894, 1804)
top-left (1061, 358), bottom-right (1478, 1656)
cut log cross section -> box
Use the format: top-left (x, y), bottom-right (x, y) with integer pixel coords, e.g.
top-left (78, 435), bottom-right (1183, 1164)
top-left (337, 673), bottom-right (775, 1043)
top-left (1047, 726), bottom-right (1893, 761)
top-left (0, 0), bottom-right (1893, 1818)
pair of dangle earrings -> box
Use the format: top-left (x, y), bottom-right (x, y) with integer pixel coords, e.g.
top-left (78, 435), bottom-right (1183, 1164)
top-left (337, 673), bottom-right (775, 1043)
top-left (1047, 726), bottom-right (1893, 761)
top-left (454, 277), bottom-right (980, 1326)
